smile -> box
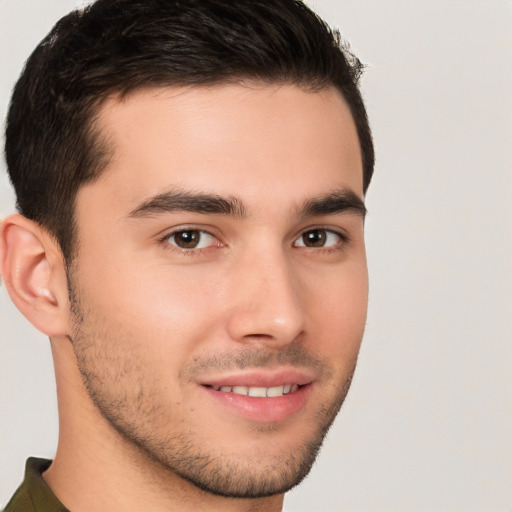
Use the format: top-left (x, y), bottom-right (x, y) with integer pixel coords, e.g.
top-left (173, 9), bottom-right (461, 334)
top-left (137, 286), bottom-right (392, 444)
top-left (210, 384), bottom-right (300, 397)
top-left (202, 375), bottom-right (312, 422)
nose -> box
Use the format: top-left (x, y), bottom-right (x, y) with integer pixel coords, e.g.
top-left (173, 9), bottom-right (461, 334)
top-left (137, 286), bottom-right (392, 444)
top-left (225, 249), bottom-right (305, 348)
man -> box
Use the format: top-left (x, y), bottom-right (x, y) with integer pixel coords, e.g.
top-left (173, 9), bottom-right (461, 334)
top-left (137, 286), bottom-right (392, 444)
top-left (0, 0), bottom-right (374, 510)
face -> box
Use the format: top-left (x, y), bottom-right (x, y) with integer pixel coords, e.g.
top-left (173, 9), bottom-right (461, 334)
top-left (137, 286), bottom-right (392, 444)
top-left (69, 83), bottom-right (368, 498)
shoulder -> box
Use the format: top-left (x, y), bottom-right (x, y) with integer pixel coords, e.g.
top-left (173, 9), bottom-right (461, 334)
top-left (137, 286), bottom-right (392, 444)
top-left (2, 458), bottom-right (68, 512)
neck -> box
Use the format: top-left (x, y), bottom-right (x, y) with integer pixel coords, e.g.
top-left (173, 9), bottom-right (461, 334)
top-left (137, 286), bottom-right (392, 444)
top-left (44, 337), bottom-right (284, 512)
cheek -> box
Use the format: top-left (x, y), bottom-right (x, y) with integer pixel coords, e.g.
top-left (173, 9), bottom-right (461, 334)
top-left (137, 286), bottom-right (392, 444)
top-left (82, 258), bottom-right (225, 352)
top-left (304, 260), bottom-right (368, 356)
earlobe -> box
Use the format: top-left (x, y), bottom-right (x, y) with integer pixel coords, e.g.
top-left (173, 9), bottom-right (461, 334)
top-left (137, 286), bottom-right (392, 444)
top-left (0, 214), bottom-right (69, 337)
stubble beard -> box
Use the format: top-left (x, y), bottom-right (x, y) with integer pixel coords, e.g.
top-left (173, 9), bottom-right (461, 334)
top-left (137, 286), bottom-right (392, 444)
top-left (67, 278), bottom-right (358, 499)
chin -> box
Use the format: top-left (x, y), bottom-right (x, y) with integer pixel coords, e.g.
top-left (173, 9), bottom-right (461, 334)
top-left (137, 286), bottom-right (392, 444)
top-left (168, 435), bottom-right (325, 498)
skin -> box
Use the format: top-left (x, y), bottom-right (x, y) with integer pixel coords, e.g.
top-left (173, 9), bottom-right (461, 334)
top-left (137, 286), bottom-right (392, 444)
top-left (0, 83), bottom-right (368, 512)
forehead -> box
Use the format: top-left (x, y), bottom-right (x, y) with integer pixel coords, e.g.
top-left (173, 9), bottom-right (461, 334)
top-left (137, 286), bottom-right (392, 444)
top-left (83, 83), bottom-right (363, 215)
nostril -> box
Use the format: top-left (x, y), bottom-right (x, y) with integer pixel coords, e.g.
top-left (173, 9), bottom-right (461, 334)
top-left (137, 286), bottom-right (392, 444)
top-left (243, 333), bottom-right (274, 339)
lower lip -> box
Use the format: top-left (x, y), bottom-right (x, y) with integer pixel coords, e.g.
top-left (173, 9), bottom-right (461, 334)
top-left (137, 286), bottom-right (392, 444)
top-left (202, 384), bottom-right (311, 423)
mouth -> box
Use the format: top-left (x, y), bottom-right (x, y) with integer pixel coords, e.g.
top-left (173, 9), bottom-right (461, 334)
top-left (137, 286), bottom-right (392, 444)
top-left (207, 383), bottom-right (300, 397)
top-left (200, 370), bottom-right (313, 423)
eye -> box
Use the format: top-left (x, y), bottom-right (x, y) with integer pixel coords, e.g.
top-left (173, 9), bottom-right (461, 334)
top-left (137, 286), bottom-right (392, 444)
top-left (294, 228), bottom-right (343, 249)
top-left (165, 229), bottom-right (216, 250)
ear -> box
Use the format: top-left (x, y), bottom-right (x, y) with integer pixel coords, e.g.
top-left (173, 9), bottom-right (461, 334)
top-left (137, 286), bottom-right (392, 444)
top-left (0, 214), bottom-right (70, 337)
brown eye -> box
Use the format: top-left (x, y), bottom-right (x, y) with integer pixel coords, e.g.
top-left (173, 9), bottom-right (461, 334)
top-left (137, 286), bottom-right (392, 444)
top-left (174, 230), bottom-right (200, 248)
top-left (302, 229), bottom-right (327, 247)
top-left (167, 230), bottom-right (215, 250)
top-left (294, 229), bottom-right (343, 249)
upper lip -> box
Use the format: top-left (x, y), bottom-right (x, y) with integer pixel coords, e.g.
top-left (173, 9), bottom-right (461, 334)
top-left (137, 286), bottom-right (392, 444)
top-left (198, 367), bottom-right (316, 388)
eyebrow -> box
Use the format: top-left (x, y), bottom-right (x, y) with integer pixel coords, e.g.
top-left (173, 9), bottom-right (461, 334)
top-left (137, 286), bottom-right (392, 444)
top-left (127, 187), bottom-right (366, 220)
top-left (298, 189), bottom-right (367, 220)
top-left (128, 189), bottom-right (247, 218)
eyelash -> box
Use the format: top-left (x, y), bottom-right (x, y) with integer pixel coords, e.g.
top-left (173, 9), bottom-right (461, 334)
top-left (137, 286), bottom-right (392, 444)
top-left (158, 227), bottom-right (350, 255)
top-left (158, 227), bottom-right (222, 256)
top-left (294, 228), bottom-right (350, 253)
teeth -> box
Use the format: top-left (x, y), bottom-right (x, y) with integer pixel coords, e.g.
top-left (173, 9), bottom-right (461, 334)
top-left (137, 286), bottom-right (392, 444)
top-left (266, 385), bottom-right (284, 397)
top-left (248, 386), bottom-right (267, 397)
top-left (212, 384), bottom-right (299, 397)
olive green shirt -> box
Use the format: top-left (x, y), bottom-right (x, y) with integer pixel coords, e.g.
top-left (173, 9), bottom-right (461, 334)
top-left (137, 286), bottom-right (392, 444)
top-left (2, 458), bottom-right (68, 512)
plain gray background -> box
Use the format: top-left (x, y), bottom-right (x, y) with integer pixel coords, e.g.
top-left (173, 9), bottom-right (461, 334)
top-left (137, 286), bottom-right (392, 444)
top-left (1, 1), bottom-right (511, 510)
